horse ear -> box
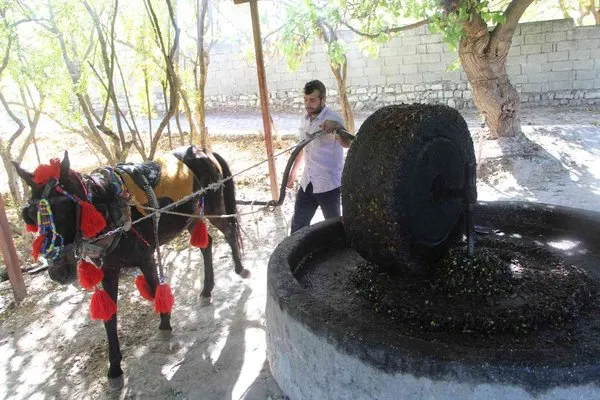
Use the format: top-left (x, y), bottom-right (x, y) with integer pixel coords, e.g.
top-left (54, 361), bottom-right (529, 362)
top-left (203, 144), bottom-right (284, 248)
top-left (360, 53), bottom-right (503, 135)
top-left (11, 161), bottom-right (35, 188)
top-left (60, 151), bottom-right (70, 183)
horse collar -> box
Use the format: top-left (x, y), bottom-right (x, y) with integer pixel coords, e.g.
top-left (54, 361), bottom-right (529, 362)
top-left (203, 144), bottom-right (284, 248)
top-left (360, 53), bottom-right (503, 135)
top-left (79, 231), bottom-right (122, 261)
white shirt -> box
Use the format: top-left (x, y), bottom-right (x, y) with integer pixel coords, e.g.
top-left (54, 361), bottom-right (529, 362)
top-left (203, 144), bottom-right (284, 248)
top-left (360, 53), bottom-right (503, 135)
top-left (298, 106), bottom-right (346, 193)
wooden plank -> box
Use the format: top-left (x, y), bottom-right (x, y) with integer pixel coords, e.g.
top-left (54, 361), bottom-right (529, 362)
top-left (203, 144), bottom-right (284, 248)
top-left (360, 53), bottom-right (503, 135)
top-left (248, 0), bottom-right (279, 200)
top-left (0, 196), bottom-right (27, 302)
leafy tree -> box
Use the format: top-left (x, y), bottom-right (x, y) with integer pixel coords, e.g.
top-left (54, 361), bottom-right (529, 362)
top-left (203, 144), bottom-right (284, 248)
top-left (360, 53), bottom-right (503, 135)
top-left (342, 0), bottom-right (538, 138)
top-left (177, 0), bottom-right (215, 149)
top-left (143, 0), bottom-right (187, 159)
top-left (17, 0), bottom-right (126, 163)
top-left (276, 0), bottom-right (356, 132)
top-left (0, 0), bottom-right (44, 205)
top-left (1, 0), bottom-right (245, 169)
top-left (432, 0), bottom-right (533, 138)
top-left (10, 0), bottom-right (191, 162)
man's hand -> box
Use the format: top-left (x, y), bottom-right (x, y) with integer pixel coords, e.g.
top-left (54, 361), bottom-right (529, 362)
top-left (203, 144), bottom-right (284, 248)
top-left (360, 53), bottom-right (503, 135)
top-left (320, 120), bottom-right (341, 134)
top-left (321, 120), bottom-right (352, 148)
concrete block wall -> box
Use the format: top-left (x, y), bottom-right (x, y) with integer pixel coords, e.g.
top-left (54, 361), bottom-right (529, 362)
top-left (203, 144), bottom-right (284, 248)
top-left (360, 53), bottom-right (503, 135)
top-left (203, 19), bottom-right (600, 112)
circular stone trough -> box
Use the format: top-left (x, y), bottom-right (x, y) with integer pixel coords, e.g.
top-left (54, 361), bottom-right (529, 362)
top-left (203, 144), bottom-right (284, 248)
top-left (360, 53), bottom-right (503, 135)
top-left (266, 202), bottom-right (600, 400)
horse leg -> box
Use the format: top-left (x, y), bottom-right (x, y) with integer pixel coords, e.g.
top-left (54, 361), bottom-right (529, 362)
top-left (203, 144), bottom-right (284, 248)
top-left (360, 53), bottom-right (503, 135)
top-left (208, 217), bottom-right (250, 278)
top-left (101, 266), bottom-right (125, 392)
top-left (188, 224), bottom-right (215, 305)
top-left (139, 256), bottom-right (173, 337)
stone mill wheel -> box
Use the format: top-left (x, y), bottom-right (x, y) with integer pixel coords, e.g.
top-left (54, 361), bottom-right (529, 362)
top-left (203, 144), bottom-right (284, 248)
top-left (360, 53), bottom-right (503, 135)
top-left (342, 104), bottom-right (477, 274)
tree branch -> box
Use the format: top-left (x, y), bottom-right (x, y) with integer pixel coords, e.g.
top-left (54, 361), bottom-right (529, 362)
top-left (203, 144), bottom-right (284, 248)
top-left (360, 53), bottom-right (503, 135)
top-left (0, 37), bottom-right (12, 76)
top-left (0, 92), bottom-right (26, 154)
top-left (114, 38), bottom-right (162, 66)
top-left (462, 9), bottom-right (489, 38)
top-left (263, 23), bottom-right (287, 42)
top-left (340, 19), bottom-right (429, 39)
top-left (493, 0), bottom-right (536, 42)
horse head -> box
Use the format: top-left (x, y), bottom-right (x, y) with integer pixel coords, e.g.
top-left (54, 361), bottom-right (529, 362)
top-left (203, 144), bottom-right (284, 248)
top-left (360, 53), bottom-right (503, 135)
top-left (13, 152), bottom-right (93, 284)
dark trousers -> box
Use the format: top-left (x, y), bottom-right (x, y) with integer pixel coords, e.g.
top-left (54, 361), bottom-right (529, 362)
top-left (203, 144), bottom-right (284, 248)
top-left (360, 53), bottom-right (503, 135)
top-left (290, 182), bottom-right (341, 234)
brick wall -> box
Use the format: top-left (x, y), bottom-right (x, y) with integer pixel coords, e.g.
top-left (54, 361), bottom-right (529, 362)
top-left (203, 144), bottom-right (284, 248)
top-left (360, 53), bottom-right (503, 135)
top-left (203, 19), bottom-right (600, 112)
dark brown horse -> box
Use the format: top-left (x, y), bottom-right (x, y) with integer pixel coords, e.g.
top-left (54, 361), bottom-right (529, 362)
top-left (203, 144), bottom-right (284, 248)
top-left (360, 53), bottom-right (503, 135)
top-left (13, 145), bottom-right (249, 390)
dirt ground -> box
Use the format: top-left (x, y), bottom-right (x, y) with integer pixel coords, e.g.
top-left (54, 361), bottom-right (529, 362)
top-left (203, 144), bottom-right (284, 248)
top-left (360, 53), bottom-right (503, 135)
top-left (1, 106), bottom-right (599, 400)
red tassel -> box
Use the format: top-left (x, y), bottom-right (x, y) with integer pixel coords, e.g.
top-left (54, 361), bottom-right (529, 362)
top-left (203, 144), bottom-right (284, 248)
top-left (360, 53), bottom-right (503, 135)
top-left (154, 283), bottom-right (174, 314)
top-left (134, 275), bottom-right (154, 301)
top-left (33, 158), bottom-right (61, 185)
top-left (31, 234), bottom-right (45, 261)
top-left (78, 260), bottom-right (104, 291)
top-left (90, 289), bottom-right (117, 321)
top-left (26, 224), bottom-right (38, 233)
top-left (79, 201), bottom-right (106, 238)
top-left (190, 220), bottom-right (209, 249)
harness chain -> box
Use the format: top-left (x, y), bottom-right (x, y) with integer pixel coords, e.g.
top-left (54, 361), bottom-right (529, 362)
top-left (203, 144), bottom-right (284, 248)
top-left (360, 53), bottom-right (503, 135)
top-left (141, 180), bottom-right (166, 282)
top-left (89, 133), bottom-right (335, 243)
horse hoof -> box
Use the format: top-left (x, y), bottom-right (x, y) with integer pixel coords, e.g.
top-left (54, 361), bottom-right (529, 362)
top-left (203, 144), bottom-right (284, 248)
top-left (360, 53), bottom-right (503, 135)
top-left (200, 295), bottom-right (212, 306)
top-left (158, 329), bottom-right (173, 340)
top-left (240, 269), bottom-right (251, 279)
top-left (108, 376), bottom-right (124, 392)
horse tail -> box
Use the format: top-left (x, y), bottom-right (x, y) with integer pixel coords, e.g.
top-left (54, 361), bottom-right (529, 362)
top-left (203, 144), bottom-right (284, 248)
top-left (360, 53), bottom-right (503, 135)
top-left (212, 151), bottom-right (244, 253)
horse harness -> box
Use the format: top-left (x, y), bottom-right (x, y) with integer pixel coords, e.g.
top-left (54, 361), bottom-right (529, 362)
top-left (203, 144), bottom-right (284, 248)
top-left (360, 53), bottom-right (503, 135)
top-left (82, 161), bottom-right (179, 266)
top-left (112, 162), bottom-right (167, 280)
top-left (33, 131), bottom-right (357, 264)
top-left (32, 169), bottom-right (132, 263)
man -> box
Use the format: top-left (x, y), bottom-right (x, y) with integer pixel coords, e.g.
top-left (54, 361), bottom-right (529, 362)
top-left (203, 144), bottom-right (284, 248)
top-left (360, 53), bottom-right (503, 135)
top-left (287, 80), bottom-right (352, 234)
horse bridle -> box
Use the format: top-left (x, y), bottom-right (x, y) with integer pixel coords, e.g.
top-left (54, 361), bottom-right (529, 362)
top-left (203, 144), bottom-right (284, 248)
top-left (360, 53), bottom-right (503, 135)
top-left (32, 176), bottom-right (122, 262)
top-left (25, 178), bottom-right (80, 261)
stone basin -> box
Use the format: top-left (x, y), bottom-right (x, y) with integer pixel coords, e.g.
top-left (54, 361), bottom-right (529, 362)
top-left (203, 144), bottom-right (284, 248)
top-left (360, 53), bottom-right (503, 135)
top-left (266, 201), bottom-right (600, 400)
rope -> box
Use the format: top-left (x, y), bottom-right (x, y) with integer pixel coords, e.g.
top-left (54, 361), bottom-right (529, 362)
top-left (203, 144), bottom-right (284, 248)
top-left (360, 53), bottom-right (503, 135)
top-left (133, 203), bottom-right (277, 219)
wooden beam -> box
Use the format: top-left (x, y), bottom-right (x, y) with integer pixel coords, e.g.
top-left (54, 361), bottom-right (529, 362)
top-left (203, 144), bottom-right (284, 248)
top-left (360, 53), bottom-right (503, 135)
top-left (246, 0), bottom-right (279, 200)
top-left (0, 196), bottom-right (27, 302)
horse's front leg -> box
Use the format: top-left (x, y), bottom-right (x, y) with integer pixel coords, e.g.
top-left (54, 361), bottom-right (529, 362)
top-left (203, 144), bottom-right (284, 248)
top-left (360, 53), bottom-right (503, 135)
top-left (139, 256), bottom-right (172, 336)
top-left (208, 217), bottom-right (250, 278)
top-left (101, 266), bottom-right (125, 391)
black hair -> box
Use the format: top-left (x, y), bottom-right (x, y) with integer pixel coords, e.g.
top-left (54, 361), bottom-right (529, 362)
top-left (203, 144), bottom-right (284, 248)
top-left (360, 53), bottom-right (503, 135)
top-left (303, 80), bottom-right (326, 99)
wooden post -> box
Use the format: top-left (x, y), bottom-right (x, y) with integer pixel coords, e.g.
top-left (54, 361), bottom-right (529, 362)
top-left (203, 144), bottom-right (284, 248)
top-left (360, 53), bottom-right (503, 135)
top-left (0, 196), bottom-right (27, 302)
top-left (235, 0), bottom-right (279, 200)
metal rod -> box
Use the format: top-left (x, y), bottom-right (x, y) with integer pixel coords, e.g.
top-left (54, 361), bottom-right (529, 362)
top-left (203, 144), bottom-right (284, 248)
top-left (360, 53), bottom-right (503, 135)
top-left (465, 162), bottom-right (476, 258)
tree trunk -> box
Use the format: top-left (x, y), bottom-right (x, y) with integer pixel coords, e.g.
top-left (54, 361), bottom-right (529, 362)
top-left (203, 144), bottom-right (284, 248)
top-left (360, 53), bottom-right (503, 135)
top-left (558, 0), bottom-right (572, 19)
top-left (459, 36), bottom-right (521, 139)
top-left (146, 0), bottom-right (182, 160)
top-left (0, 151), bottom-right (21, 205)
top-left (0, 93), bottom-right (25, 204)
top-left (592, 0), bottom-right (600, 24)
top-left (319, 21), bottom-right (356, 134)
top-left (331, 61), bottom-right (356, 133)
top-left (194, 0), bottom-right (210, 149)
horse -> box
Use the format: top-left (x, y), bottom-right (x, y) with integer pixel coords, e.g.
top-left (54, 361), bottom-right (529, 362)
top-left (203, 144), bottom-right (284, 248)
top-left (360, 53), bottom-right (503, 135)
top-left (13, 145), bottom-right (250, 391)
